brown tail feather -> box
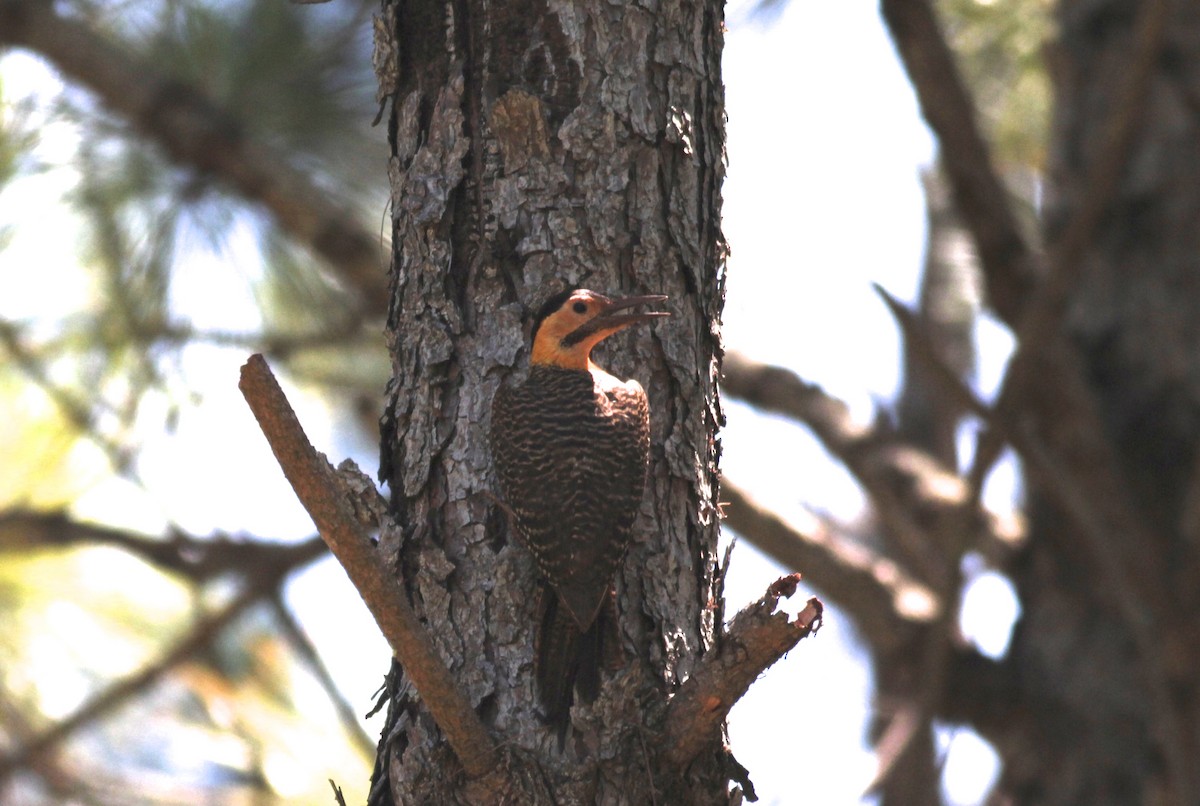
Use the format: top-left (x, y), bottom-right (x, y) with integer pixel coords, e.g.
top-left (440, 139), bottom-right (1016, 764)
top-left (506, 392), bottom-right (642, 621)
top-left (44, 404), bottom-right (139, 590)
top-left (536, 587), bottom-right (617, 736)
top-left (537, 591), bottom-right (580, 733)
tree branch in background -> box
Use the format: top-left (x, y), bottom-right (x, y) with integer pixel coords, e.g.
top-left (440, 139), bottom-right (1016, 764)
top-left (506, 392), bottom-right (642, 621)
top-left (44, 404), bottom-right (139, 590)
top-left (861, 700), bottom-right (927, 801)
top-left (883, 274), bottom-right (1163, 604)
top-left (880, 282), bottom-right (1191, 802)
top-left (0, 509), bottom-right (327, 583)
top-left (966, 0), bottom-right (1168, 489)
top-left (663, 575), bottom-right (822, 768)
top-left (873, 181), bottom-right (986, 800)
top-left (0, 0), bottom-right (387, 315)
top-left (880, 281), bottom-right (1160, 608)
top-left (719, 480), bottom-right (937, 652)
top-left (0, 322), bottom-right (97, 434)
top-left (938, 646), bottom-right (1018, 739)
top-left (0, 319), bottom-right (134, 473)
top-left (874, 285), bottom-right (990, 424)
top-left (880, 0), bottom-right (1037, 325)
top-left (896, 169), bottom-right (980, 469)
top-left (0, 690), bottom-right (102, 803)
top-left (0, 540), bottom-right (321, 785)
top-left (238, 355), bottom-right (511, 796)
top-left (721, 351), bottom-right (1023, 583)
top-left (269, 595), bottom-right (377, 759)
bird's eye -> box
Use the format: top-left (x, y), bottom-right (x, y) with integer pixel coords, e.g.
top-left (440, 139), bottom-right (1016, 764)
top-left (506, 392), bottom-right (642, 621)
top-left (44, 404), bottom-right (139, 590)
top-left (572, 301), bottom-right (588, 314)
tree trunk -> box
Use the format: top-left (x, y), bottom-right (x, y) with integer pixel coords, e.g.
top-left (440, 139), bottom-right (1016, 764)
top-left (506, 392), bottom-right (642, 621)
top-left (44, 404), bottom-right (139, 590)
top-left (876, 166), bottom-right (980, 806)
top-left (368, 0), bottom-right (730, 802)
top-left (990, 0), bottom-right (1200, 802)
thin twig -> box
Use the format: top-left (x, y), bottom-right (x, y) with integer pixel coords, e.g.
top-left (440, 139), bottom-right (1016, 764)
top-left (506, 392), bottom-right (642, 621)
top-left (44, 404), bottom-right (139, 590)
top-left (636, 727), bottom-right (659, 806)
top-left (862, 701), bottom-right (924, 799)
top-left (662, 575), bottom-right (822, 767)
top-left (0, 320), bottom-right (134, 474)
top-left (126, 319), bottom-right (376, 359)
top-left (237, 354), bottom-right (507, 792)
top-left (0, 689), bottom-right (101, 803)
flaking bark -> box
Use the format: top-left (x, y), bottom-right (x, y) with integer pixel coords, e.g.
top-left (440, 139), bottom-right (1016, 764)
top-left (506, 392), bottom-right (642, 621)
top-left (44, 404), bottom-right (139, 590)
top-left (371, 0), bottom-right (731, 802)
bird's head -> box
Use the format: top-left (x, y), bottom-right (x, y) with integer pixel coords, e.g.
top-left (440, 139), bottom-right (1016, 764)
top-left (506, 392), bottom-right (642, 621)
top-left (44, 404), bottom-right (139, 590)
top-left (530, 288), bottom-right (670, 371)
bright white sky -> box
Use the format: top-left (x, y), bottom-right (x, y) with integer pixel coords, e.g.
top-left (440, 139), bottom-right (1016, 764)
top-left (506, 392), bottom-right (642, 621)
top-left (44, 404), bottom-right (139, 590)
top-left (0, 1), bottom-right (1025, 803)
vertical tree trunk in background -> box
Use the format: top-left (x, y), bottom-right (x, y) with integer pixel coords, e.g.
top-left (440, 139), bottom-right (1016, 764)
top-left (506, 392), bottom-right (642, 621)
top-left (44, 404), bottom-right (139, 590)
top-left (369, 0), bottom-right (729, 802)
top-left (993, 1), bottom-right (1200, 802)
top-left (878, 166), bottom-right (980, 806)
top-left (897, 168), bottom-right (978, 472)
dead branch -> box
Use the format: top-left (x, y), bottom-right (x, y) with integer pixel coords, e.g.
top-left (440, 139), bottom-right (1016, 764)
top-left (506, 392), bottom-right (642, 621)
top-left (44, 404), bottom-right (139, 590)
top-left (720, 480), bottom-right (937, 652)
top-left (880, 0), bottom-right (1038, 324)
top-left (877, 165), bottom-right (993, 802)
top-left (875, 285), bottom-right (990, 426)
top-left (0, 0), bottom-right (387, 315)
top-left (897, 170), bottom-right (981, 468)
top-left (237, 354), bottom-right (509, 794)
top-left (662, 575), bottom-right (822, 768)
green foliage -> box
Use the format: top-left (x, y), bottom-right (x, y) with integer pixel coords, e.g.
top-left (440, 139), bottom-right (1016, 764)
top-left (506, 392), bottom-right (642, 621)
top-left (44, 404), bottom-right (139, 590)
top-left (938, 0), bottom-right (1054, 171)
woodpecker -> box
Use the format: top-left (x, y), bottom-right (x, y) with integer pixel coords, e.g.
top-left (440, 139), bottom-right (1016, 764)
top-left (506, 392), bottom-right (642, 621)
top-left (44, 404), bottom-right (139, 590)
top-left (490, 287), bottom-right (669, 731)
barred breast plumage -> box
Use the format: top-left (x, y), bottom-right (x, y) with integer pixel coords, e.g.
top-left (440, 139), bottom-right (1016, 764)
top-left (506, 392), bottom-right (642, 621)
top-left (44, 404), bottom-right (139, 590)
top-left (491, 366), bottom-right (650, 630)
top-left (488, 287), bottom-right (667, 733)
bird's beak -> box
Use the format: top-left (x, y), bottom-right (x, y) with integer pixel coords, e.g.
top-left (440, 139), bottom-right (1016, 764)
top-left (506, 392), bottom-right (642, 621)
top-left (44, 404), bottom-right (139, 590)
top-left (562, 294), bottom-right (670, 347)
top-left (591, 294), bottom-right (671, 332)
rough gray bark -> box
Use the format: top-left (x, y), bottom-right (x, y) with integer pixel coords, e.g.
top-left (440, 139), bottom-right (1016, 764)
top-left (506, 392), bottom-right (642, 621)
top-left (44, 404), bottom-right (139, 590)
top-left (369, 0), bottom-right (730, 802)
